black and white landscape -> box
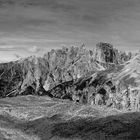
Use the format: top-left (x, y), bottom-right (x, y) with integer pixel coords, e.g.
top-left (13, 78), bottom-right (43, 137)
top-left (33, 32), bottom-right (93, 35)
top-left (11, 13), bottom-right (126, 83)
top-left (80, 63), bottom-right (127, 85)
top-left (0, 0), bottom-right (140, 140)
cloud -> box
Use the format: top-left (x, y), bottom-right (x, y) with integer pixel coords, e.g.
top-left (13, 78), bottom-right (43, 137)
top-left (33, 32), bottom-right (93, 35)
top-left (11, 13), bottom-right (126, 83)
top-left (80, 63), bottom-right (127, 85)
top-left (14, 54), bottom-right (21, 59)
top-left (27, 46), bottom-right (41, 53)
top-left (0, 44), bottom-right (42, 54)
top-left (0, 0), bottom-right (140, 56)
top-left (0, 45), bottom-right (18, 51)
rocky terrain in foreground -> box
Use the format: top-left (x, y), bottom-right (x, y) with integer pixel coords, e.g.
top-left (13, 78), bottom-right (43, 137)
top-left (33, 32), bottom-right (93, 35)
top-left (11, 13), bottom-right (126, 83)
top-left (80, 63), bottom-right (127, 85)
top-left (0, 95), bottom-right (140, 140)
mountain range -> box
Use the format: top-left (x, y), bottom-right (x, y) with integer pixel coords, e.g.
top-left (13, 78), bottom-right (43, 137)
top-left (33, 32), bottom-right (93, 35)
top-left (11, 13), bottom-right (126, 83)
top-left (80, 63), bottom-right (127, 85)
top-left (0, 42), bottom-right (138, 110)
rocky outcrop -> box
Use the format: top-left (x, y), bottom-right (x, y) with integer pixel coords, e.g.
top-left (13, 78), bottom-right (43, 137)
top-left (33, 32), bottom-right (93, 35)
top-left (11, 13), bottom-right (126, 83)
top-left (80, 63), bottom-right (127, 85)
top-left (0, 56), bottom-right (50, 97)
top-left (95, 42), bottom-right (118, 64)
top-left (95, 42), bottom-right (132, 68)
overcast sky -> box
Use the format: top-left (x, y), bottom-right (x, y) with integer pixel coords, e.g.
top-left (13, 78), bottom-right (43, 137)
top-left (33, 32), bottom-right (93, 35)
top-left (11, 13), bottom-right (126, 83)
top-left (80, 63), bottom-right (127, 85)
top-left (0, 0), bottom-right (140, 61)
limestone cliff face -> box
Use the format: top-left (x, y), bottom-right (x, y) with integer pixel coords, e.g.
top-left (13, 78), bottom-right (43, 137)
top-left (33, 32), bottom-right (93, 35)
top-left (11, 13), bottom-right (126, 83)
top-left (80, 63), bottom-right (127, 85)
top-left (95, 42), bottom-right (132, 67)
top-left (95, 42), bottom-right (117, 64)
top-left (43, 45), bottom-right (101, 90)
top-left (0, 56), bottom-right (50, 97)
top-left (0, 43), bottom-right (132, 98)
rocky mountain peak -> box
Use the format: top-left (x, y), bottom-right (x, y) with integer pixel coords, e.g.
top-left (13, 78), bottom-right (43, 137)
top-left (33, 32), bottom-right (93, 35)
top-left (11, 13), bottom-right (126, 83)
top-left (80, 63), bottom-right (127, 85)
top-left (95, 42), bottom-right (118, 65)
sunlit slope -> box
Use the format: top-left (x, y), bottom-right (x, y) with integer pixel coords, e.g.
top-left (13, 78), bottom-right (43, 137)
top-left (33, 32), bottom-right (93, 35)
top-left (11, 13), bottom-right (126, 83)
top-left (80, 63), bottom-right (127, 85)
top-left (112, 54), bottom-right (140, 90)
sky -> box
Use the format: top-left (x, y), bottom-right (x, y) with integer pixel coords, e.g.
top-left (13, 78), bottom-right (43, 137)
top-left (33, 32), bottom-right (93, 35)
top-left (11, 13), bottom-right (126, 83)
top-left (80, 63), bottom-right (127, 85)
top-left (0, 0), bottom-right (140, 62)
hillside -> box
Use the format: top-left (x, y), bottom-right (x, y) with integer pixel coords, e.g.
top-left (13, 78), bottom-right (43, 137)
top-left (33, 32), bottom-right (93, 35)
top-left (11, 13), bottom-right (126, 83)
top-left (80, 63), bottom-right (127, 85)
top-left (0, 95), bottom-right (140, 140)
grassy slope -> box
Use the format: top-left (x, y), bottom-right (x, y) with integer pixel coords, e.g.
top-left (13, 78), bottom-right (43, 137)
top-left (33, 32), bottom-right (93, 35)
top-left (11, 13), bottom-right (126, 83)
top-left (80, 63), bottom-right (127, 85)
top-left (0, 95), bottom-right (140, 140)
